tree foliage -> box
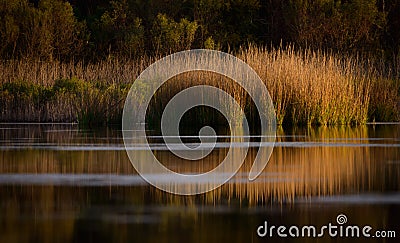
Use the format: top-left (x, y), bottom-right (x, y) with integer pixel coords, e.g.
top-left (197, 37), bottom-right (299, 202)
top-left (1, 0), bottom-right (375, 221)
top-left (0, 0), bottom-right (86, 59)
top-left (0, 0), bottom-right (399, 60)
top-left (284, 0), bottom-right (386, 53)
top-left (152, 13), bottom-right (198, 53)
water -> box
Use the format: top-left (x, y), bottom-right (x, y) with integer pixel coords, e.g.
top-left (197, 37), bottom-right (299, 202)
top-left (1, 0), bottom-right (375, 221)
top-left (0, 124), bottom-right (399, 242)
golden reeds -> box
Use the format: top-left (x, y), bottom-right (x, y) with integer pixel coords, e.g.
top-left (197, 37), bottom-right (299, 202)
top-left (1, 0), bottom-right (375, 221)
top-left (239, 46), bottom-right (376, 125)
top-left (0, 46), bottom-right (399, 124)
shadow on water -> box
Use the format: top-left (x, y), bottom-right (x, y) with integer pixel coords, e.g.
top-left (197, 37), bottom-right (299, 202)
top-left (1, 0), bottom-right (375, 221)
top-left (0, 124), bottom-right (399, 242)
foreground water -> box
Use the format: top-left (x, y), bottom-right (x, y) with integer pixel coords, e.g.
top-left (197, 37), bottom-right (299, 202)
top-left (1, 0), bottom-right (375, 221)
top-left (0, 124), bottom-right (399, 242)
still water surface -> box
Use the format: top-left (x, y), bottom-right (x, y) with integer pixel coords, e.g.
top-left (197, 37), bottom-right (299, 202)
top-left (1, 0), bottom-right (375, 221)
top-left (0, 124), bottom-right (399, 242)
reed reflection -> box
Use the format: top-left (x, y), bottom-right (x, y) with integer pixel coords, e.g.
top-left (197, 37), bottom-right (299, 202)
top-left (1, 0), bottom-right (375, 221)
top-left (1, 124), bottom-right (400, 243)
top-left (0, 124), bottom-right (399, 204)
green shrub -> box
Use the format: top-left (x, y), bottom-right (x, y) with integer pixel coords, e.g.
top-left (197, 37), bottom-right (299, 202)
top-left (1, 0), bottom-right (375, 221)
top-left (152, 13), bottom-right (198, 54)
top-left (0, 78), bottom-right (128, 125)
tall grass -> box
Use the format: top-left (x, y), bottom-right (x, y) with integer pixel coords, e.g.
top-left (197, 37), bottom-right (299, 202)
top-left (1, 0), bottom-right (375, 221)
top-left (240, 46), bottom-right (383, 125)
top-left (0, 46), bottom-right (399, 125)
top-left (0, 58), bottom-right (151, 124)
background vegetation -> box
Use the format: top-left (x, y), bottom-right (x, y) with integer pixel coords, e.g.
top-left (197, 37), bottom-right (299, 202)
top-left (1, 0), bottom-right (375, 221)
top-left (1, 0), bottom-right (400, 60)
top-left (0, 0), bottom-right (399, 125)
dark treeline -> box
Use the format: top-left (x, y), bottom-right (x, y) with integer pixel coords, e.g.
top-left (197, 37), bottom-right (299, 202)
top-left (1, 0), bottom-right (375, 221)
top-left (1, 0), bottom-right (400, 61)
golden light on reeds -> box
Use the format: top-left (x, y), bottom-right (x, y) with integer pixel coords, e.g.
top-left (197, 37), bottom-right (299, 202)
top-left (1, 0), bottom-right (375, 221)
top-left (1, 46), bottom-right (398, 124)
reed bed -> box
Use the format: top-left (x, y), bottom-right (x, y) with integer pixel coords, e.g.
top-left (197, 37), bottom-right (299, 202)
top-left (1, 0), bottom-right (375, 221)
top-left (240, 46), bottom-right (372, 125)
top-left (0, 46), bottom-right (399, 125)
top-left (0, 57), bottom-right (154, 124)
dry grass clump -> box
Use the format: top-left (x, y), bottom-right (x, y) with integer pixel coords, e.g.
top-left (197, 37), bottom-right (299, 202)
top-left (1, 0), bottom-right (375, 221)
top-left (0, 58), bottom-right (151, 124)
top-left (0, 78), bottom-right (130, 124)
top-left (239, 46), bottom-right (377, 125)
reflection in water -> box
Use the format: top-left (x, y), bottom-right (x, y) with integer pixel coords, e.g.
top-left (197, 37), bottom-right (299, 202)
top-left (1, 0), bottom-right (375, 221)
top-left (1, 125), bottom-right (399, 202)
top-left (0, 124), bottom-right (399, 242)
